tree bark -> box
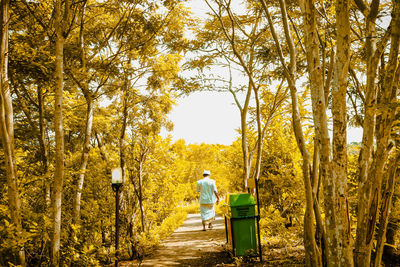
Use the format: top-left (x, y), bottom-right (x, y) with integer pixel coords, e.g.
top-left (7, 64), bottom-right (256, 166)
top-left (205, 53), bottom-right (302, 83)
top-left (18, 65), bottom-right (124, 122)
top-left (252, 86), bottom-right (263, 183)
top-left (0, 0), bottom-right (26, 265)
top-left (120, 89), bottom-right (128, 185)
top-left (37, 85), bottom-right (51, 209)
top-left (95, 131), bottom-right (107, 161)
top-left (355, 1), bottom-right (400, 265)
top-left (299, 1), bottom-right (332, 265)
top-left (240, 94), bottom-right (251, 189)
top-left (331, 0), bottom-right (353, 265)
top-left (299, 0), bottom-right (354, 265)
top-left (138, 155), bottom-right (145, 233)
top-left (353, 2), bottom-right (381, 263)
top-left (383, 219), bottom-right (398, 262)
top-left (72, 94), bottom-right (93, 224)
top-left (51, 0), bottom-right (66, 265)
top-left (260, 1), bottom-right (321, 265)
top-left (72, 0), bottom-right (91, 225)
top-left (374, 152), bottom-right (399, 267)
top-left (118, 86), bottom-right (128, 212)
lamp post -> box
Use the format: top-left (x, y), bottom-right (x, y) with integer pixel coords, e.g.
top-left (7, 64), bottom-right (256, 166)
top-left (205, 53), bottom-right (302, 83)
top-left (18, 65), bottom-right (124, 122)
top-left (111, 167), bottom-right (123, 267)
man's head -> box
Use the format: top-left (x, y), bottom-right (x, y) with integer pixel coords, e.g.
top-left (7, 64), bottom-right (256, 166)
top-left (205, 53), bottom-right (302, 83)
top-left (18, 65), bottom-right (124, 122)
top-left (203, 170), bottom-right (211, 177)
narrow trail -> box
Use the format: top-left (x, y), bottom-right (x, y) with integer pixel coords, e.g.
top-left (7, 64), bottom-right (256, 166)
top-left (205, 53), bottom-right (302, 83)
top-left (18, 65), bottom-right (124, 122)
top-left (120, 214), bottom-right (232, 266)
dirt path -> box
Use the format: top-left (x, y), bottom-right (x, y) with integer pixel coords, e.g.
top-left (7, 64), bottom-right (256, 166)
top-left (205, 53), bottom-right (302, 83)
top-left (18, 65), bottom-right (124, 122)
top-left (120, 214), bottom-right (232, 266)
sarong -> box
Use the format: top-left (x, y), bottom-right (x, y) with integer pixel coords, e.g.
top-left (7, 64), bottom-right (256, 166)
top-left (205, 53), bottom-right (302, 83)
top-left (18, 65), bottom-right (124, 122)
top-left (200, 203), bottom-right (215, 224)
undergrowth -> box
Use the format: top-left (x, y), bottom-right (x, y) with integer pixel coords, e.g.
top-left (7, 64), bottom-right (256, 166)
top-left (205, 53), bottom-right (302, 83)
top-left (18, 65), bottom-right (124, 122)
top-left (119, 209), bottom-right (188, 261)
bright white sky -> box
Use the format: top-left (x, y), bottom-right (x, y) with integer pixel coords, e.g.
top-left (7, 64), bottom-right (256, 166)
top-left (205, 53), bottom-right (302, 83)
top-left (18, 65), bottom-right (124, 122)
top-left (161, 0), bottom-right (363, 146)
top-left (162, 92), bottom-right (363, 145)
top-left (161, 91), bottom-right (241, 145)
top-left (160, 0), bottom-right (243, 145)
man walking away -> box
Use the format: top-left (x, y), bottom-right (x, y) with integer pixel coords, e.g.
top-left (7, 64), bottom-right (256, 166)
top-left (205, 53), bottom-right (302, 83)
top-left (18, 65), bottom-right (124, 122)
top-left (196, 170), bottom-right (220, 231)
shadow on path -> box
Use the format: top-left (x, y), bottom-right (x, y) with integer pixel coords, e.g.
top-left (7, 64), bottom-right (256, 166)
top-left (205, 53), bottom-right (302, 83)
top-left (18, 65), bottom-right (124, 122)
top-left (120, 214), bottom-right (232, 266)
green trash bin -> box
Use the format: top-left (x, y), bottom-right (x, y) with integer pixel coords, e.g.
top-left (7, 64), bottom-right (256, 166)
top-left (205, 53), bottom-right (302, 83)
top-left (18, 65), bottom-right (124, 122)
top-left (226, 193), bottom-right (258, 257)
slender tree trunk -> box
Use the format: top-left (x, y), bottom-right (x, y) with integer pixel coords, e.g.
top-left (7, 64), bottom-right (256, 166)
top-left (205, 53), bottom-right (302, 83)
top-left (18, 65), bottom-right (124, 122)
top-left (205, 0), bottom-right (256, 190)
top-left (260, 1), bottom-right (321, 264)
top-left (353, 0), bottom-right (381, 263)
top-left (118, 86), bottom-right (128, 216)
top-left (331, 0), bottom-right (353, 265)
top-left (37, 85), bottom-right (51, 209)
top-left (127, 169), bottom-right (138, 242)
top-left (253, 87), bottom-right (263, 183)
top-left (95, 131), bottom-right (107, 161)
top-left (138, 159), bottom-right (145, 233)
top-left (72, 1), bottom-right (91, 224)
top-left (246, 47), bottom-right (262, 185)
top-left (240, 84), bottom-right (251, 189)
top-left (383, 219), bottom-right (398, 262)
top-left (290, 77), bottom-right (321, 267)
top-left (51, 0), bottom-right (66, 264)
top-left (96, 134), bottom-right (108, 247)
top-left (355, 1), bottom-right (381, 215)
top-left (355, 2), bottom-right (400, 265)
top-left (72, 94), bottom-right (93, 223)
top-left (299, 1), bottom-right (332, 264)
top-left (289, 77), bottom-right (321, 267)
top-left (120, 89), bottom-right (128, 186)
top-left (374, 153), bottom-right (398, 267)
top-left (0, 0), bottom-right (25, 265)
top-left (311, 141), bottom-right (326, 265)
top-left (299, 0), bottom-right (353, 264)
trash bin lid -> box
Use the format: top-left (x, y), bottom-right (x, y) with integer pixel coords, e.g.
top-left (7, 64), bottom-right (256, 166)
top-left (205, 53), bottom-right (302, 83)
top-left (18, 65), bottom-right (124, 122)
top-left (229, 193), bottom-right (255, 207)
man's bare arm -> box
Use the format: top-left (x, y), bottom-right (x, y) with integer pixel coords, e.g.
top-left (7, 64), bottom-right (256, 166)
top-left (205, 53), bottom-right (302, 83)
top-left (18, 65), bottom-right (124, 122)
top-left (214, 191), bottom-right (220, 203)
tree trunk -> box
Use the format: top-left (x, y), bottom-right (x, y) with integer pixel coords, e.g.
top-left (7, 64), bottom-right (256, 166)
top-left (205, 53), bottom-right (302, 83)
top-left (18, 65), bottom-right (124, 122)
top-left (374, 153), bottom-right (398, 267)
top-left (289, 79), bottom-right (321, 267)
top-left (0, 0), bottom-right (26, 265)
top-left (138, 159), bottom-right (145, 233)
top-left (72, 0), bottom-right (91, 224)
top-left (311, 142), bottom-right (326, 265)
top-left (353, 0), bottom-right (382, 263)
top-left (383, 219), bottom-right (398, 263)
top-left (299, 1), bottom-right (332, 264)
top-left (127, 170), bottom-right (138, 241)
top-left (72, 94), bottom-right (93, 224)
top-left (38, 85), bottom-right (51, 209)
top-left (355, 2), bottom-right (400, 265)
top-left (290, 78), bottom-right (321, 267)
top-left (240, 83), bottom-right (251, 190)
top-left (95, 131), bottom-right (107, 161)
top-left (252, 86), bottom-right (263, 183)
top-left (51, 0), bottom-right (66, 265)
top-left (331, 0), bottom-right (353, 265)
top-left (260, 1), bottom-right (321, 264)
top-left (205, 0), bottom-right (255, 190)
top-left (119, 89), bottom-right (128, 202)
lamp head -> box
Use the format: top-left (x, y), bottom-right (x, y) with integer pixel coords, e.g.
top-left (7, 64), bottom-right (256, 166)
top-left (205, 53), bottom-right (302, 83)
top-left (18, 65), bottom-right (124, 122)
top-left (111, 167), bottom-right (123, 191)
